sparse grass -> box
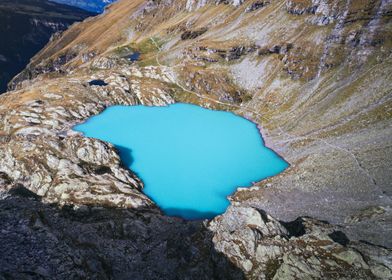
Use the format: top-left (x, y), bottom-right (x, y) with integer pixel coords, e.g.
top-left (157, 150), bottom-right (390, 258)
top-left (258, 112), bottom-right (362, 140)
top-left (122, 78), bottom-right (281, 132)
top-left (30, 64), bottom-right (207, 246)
top-left (170, 84), bottom-right (233, 112)
top-left (170, 85), bottom-right (199, 104)
top-left (137, 57), bottom-right (158, 67)
top-left (111, 37), bottom-right (165, 67)
top-left (133, 37), bottom-right (164, 54)
top-left (113, 45), bottom-right (135, 56)
top-left (89, 66), bottom-right (100, 72)
top-left (241, 93), bottom-right (253, 103)
top-left (265, 258), bottom-right (282, 280)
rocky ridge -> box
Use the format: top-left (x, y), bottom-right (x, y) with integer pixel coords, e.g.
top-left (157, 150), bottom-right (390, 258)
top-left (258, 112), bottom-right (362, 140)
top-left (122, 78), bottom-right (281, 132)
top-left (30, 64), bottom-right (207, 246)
top-left (0, 0), bottom-right (391, 278)
top-left (0, 0), bottom-right (94, 93)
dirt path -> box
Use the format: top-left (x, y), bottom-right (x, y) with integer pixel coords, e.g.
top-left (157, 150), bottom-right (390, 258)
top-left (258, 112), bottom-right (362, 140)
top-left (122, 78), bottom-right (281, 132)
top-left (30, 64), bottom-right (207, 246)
top-left (149, 37), bottom-right (379, 189)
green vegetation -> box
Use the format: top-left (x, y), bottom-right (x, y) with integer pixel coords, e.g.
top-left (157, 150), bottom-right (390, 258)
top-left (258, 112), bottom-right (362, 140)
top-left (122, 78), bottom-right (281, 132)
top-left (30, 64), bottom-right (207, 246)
top-left (111, 37), bottom-right (165, 67)
top-left (137, 57), bottom-right (158, 67)
top-left (130, 37), bottom-right (164, 55)
top-left (241, 93), bottom-right (253, 103)
top-left (113, 45), bottom-right (135, 57)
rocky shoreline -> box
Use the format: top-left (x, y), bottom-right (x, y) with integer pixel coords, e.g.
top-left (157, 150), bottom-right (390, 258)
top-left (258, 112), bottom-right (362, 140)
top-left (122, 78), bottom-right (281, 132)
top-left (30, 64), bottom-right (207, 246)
top-left (1, 0), bottom-right (391, 278)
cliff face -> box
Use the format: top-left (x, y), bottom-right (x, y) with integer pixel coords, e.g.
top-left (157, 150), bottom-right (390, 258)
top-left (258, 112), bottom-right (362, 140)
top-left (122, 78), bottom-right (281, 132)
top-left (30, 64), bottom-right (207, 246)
top-left (0, 0), bottom-right (391, 279)
top-left (0, 0), bottom-right (94, 93)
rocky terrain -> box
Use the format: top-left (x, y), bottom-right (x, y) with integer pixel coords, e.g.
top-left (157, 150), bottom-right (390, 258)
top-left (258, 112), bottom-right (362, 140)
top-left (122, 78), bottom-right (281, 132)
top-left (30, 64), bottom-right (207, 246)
top-left (0, 0), bottom-right (391, 279)
top-left (0, 0), bottom-right (94, 93)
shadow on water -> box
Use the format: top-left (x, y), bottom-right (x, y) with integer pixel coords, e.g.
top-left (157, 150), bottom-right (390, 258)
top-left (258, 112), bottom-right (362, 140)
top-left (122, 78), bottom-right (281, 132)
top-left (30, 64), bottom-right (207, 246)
top-left (113, 146), bottom-right (223, 220)
top-left (114, 145), bottom-right (134, 166)
top-left (164, 208), bottom-right (220, 221)
top-left (0, 187), bottom-right (246, 279)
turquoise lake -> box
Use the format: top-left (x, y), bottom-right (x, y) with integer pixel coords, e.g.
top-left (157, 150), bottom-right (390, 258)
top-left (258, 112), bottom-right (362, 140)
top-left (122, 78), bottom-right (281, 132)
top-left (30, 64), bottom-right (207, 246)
top-left (74, 103), bottom-right (288, 219)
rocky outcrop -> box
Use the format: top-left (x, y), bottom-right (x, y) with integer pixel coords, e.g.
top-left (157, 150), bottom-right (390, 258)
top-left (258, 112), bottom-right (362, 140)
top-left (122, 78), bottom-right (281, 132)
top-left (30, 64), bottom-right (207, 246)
top-left (181, 28), bottom-right (208, 40)
top-left (246, 1), bottom-right (271, 12)
top-left (0, 0), bottom-right (391, 278)
top-left (0, 193), bottom-right (239, 279)
top-left (209, 206), bottom-right (392, 279)
top-left (185, 0), bottom-right (246, 11)
top-left (1, 191), bottom-right (390, 279)
top-left (8, 52), bottom-right (78, 91)
top-left (0, 64), bottom-right (176, 208)
top-left (0, 135), bottom-right (153, 208)
top-left (285, 0), bottom-right (339, 25)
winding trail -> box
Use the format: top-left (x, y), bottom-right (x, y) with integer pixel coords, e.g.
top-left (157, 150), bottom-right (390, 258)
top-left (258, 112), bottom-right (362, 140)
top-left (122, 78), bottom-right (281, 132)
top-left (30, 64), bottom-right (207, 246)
top-left (149, 37), bottom-right (379, 189)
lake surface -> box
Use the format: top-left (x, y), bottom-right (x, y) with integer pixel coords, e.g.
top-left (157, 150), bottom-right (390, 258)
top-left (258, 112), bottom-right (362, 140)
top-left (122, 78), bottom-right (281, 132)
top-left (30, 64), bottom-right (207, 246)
top-left (127, 52), bottom-right (140, 62)
top-left (89, 79), bottom-right (108, 86)
top-left (74, 103), bottom-right (288, 219)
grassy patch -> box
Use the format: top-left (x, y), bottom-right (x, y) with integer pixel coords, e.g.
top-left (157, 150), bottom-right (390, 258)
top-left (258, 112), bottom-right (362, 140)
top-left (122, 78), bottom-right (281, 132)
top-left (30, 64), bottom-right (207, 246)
top-left (265, 258), bottom-right (282, 280)
top-left (110, 37), bottom-right (165, 67)
top-left (170, 85), bottom-right (198, 104)
top-left (113, 45), bottom-right (135, 57)
top-left (133, 37), bottom-right (164, 54)
top-left (137, 57), bottom-right (158, 67)
top-left (241, 93), bottom-right (253, 103)
top-left (111, 37), bottom-right (163, 57)
top-left (170, 85), bottom-right (236, 112)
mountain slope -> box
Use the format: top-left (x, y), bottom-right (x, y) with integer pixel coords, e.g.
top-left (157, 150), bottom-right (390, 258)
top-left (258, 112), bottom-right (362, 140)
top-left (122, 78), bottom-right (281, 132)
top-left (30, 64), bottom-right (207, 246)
top-left (0, 0), bottom-right (94, 93)
top-left (50, 0), bottom-right (116, 13)
top-left (0, 0), bottom-right (391, 278)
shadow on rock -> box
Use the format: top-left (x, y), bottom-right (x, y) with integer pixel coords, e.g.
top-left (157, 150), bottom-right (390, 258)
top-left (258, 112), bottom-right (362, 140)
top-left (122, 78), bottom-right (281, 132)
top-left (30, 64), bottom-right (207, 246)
top-left (0, 193), bottom-right (245, 280)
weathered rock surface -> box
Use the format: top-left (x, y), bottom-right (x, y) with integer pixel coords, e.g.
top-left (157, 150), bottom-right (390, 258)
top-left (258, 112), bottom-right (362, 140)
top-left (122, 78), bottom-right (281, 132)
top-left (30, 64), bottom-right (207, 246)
top-left (1, 191), bottom-right (390, 279)
top-left (0, 193), bottom-right (238, 279)
top-left (0, 0), bottom-right (391, 278)
top-left (210, 205), bottom-right (392, 279)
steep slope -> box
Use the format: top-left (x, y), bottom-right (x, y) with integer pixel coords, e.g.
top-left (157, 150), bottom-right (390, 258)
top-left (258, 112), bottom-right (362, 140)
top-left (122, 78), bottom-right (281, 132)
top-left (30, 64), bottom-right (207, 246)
top-left (0, 0), bottom-right (391, 278)
top-left (0, 0), bottom-right (94, 93)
